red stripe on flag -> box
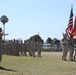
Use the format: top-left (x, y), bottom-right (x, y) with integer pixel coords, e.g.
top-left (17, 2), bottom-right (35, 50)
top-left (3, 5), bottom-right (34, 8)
top-left (72, 15), bottom-right (76, 37)
top-left (66, 6), bottom-right (73, 37)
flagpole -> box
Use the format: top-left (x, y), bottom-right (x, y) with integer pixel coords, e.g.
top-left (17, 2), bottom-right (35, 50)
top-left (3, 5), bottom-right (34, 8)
top-left (71, 4), bottom-right (73, 8)
top-left (38, 32), bottom-right (39, 35)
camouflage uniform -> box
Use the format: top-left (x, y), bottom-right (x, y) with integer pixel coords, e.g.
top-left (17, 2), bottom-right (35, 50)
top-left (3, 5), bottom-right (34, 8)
top-left (29, 41), bottom-right (32, 56)
top-left (10, 40), bottom-right (13, 55)
top-left (0, 28), bottom-right (3, 62)
top-left (20, 40), bottom-right (23, 55)
top-left (23, 41), bottom-right (27, 56)
top-left (5, 41), bottom-right (9, 55)
top-left (12, 39), bottom-right (16, 56)
top-left (61, 34), bottom-right (69, 61)
top-left (0, 36), bottom-right (2, 62)
top-left (37, 42), bottom-right (42, 57)
top-left (31, 41), bottom-right (36, 57)
top-left (69, 38), bottom-right (74, 60)
top-left (74, 44), bottom-right (76, 59)
top-left (15, 40), bottom-right (20, 56)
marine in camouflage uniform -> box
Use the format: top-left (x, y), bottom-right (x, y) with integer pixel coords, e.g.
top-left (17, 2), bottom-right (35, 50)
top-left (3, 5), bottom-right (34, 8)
top-left (5, 41), bottom-right (9, 55)
top-left (23, 41), bottom-right (27, 56)
top-left (12, 39), bottom-right (16, 56)
top-left (37, 41), bottom-right (42, 57)
top-left (73, 42), bottom-right (76, 59)
top-left (20, 40), bottom-right (23, 55)
top-left (61, 34), bottom-right (69, 61)
top-left (15, 40), bottom-right (20, 56)
top-left (9, 40), bottom-right (13, 55)
top-left (28, 41), bottom-right (32, 57)
top-left (31, 41), bottom-right (36, 57)
top-left (0, 28), bottom-right (3, 62)
top-left (69, 37), bottom-right (74, 61)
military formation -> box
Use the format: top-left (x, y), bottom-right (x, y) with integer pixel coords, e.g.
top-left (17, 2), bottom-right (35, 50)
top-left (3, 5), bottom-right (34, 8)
top-left (0, 27), bottom-right (76, 63)
top-left (1, 39), bottom-right (43, 57)
top-left (0, 27), bottom-right (43, 63)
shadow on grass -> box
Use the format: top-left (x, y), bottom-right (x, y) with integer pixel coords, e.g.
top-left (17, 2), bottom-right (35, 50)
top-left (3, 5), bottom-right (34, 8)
top-left (70, 60), bottom-right (76, 62)
top-left (0, 66), bottom-right (17, 72)
top-left (66, 59), bottom-right (76, 62)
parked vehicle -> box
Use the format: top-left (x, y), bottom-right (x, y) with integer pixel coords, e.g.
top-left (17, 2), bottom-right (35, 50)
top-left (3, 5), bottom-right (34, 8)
top-left (43, 44), bottom-right (51, 49)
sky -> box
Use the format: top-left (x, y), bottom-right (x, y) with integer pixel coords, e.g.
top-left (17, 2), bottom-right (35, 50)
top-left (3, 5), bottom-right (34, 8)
top-left (0, 0), bottom-right (76, 42)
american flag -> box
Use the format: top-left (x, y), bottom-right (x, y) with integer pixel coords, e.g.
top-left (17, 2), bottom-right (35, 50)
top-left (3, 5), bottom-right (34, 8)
top-left (66, 6), bottom-right (73, 37)
top-left (72, 15), bottom-right (76, 37)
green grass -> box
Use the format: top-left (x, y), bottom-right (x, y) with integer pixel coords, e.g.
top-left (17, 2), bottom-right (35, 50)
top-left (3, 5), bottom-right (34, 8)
top-left (0, 52), bottom-right (76, 75)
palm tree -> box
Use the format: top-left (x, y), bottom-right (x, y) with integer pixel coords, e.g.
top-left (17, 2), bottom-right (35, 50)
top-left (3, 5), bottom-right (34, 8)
top-left (0, 15), bottom-right (9, 41)
top-left (1, 15), bottom-right (8, 24)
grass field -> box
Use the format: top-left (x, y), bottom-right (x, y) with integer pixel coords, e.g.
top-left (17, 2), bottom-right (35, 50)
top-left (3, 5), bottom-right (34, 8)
top-left (0, 52), bottom-right (76, 75)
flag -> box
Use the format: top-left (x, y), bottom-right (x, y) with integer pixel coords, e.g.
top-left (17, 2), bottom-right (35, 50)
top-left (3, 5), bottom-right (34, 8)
top-left (72, 15), bottom-right (76, 37)
top-left (36, 34), bottom-right (40, 42)
top-left (66, 6), bottom-right (73, 37)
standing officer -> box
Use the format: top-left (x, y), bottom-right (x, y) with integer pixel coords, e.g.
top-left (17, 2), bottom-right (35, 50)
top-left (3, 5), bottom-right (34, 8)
top-left (61, 33), bottom-right (69, 61)
top-left (15, 40), bottom-right (20, 56)
top-left (69, 36), bottom-right (74, 61)
top-left (23, 41), bottom-right (27, 56)
top-left (32, 41), bottom-right (36, 57)
top-left (0, 28), bottom-right (3, 62)
top-left (37, 41), bottom-right (43, 57)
